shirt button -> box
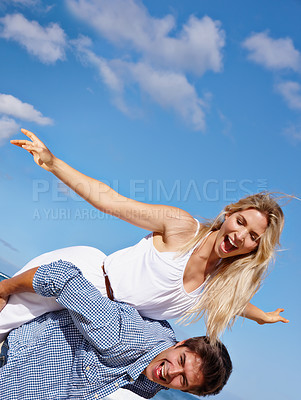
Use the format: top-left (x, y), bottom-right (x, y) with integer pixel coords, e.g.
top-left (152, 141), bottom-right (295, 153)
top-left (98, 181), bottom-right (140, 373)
top-left (95, 395), bottom-right (98, 399)
top-left (115, 382), bottom-right (119, 387)
top-left (86, 366), bottom-right (90, 372)
top-left (130, 378), bottom-right (134, 382)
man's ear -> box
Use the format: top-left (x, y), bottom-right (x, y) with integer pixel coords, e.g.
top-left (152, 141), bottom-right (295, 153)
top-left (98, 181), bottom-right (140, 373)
top-left (175, 340), bottom-right (186, 347)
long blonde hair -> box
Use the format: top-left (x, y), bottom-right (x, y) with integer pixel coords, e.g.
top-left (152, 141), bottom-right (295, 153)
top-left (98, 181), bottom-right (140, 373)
top-left (179, 192), bottom-right (285, 344)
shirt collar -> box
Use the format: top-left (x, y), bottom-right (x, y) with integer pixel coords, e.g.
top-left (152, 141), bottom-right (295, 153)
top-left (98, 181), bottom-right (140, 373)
top-left (126, 338), bottom-right (176, 380)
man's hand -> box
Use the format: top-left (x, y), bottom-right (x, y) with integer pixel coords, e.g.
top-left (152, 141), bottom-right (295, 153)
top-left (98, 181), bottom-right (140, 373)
top-left (0, 298), bottom-right (8, 312)
top-left (11, 129), bottom-right (55, 172)
top-left (0, 281), bottom-right (9, 312)
top-left (0, 268), bottom-right (38, 312)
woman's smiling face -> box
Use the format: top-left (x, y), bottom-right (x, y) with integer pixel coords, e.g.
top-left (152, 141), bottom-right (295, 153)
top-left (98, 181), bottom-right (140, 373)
top-left (215, 208), bottom-right (268, 258)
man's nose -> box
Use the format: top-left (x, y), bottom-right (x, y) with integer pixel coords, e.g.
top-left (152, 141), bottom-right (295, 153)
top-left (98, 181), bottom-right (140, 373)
top-left (168, 364), bottom-right (183, 378)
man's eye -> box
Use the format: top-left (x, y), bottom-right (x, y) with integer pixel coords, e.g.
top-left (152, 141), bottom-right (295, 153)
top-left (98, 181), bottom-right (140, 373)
top-left (181, 353), bottom-right (186, 367)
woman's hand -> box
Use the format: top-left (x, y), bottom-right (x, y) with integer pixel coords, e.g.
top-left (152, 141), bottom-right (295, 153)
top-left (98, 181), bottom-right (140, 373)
top-left (257, 308), bottom-right (289, 325)
top-left (10, 130), bottom-right (195, 239)
top-left (11, 129), bottom-right (55, 171)
top-left (242, 303), bottom-right (289, 325)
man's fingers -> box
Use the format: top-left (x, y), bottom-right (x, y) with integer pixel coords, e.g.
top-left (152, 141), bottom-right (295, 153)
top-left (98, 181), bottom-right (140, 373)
top-left (0, 300), bottom-right (7, 312)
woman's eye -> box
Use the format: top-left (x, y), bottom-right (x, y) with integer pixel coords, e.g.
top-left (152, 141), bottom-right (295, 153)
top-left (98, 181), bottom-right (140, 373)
top-left (250, 234), bottom-right (257, 242)
top-left (237, 218), bottom-right (243, 225)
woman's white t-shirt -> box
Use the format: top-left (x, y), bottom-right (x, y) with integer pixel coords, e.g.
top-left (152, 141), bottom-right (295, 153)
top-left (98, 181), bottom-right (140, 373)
top-left (0, 222), bottom-right (206, 340)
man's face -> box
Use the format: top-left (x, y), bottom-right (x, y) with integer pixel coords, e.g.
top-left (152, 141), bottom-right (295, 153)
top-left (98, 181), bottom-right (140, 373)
top-left (143, 341), bottom-right (204, 392)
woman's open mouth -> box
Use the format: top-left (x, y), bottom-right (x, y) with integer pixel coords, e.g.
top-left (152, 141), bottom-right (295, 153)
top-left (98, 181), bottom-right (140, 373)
top-left (220, 235), bottom-right (238, 254)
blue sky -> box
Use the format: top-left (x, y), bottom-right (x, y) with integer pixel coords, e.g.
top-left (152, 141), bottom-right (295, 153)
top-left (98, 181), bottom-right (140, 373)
top-left (0, 1), bottom-right (300, 399)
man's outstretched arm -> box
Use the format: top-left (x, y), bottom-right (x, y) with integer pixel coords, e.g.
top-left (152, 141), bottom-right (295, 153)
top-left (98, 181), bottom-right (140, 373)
top-left (0, 268), bottom-right (38, 311)
top-left (32, 260), bottom-right (123, 348)
top-left (0, 261), bottom-right (127, 350)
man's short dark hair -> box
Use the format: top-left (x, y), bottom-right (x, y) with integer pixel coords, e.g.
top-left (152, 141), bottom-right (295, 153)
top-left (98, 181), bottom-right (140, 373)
top-left (180, 336), bottom-right (232, 396)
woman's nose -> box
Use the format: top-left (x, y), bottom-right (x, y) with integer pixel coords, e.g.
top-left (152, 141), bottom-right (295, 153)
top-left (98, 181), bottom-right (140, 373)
top-left (236, 227), bottom-right (248, 241)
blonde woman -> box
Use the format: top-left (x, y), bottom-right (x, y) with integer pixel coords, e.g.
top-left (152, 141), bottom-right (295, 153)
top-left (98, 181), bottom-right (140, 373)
top-left (0, 129), bottom-right (288, 344)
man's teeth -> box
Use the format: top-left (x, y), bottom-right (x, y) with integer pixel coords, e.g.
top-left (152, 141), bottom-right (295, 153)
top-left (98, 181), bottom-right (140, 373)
top-left (161, 364), bottom-right (166, 380)
top-left (228, 236), bottom-right (237, 248)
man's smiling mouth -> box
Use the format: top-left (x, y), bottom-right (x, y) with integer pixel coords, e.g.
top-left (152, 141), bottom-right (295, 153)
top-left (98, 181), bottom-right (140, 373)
top-left (155, 362), bottom-right (167, 382)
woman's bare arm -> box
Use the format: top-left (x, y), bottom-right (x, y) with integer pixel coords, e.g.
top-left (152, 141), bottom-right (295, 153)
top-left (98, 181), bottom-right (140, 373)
top-left (242, 302), bottom-right (289, 324)
top-left (11, 129), bottom-right (196, 238)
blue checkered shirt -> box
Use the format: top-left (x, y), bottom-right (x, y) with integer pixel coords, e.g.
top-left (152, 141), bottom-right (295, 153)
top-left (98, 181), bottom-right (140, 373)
top-left (0, 261), bottom-right (176, 399)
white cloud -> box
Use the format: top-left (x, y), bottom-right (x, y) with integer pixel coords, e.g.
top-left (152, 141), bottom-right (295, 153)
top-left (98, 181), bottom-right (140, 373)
top-left (74, 36), bottom-right (124, 93)
top-left (242, 31), bottom-right (301, 72)
top-left (0, 13), bottom-right (67, 64)
top-left (69, 0), bottom-right (225, 130)
top-left (8, 0), bottom-right (39, 5)
top-left (67, 0), bottom-right (225, 75)
top-left (128, 62), bottom-right (207, 130)
top-left (73, 36), bottom-right (131, 114)
top-left (275, 81), bottom-right (301, 110)
top-left (218, 110), bottom-right (234, 141)
top-left (0, 116), bottom-right (20, 145)
top-left (68, 0), bottom-right (174, 49)
top-left (73, 38), bottom-right (208, 130)
top-left (0, 94), bottom-right (53, 125)
top-left (283, 123), bottom-right (301, 144)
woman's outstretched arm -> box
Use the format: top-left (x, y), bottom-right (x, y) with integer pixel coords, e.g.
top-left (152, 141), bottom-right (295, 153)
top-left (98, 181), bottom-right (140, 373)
top-left (11, 129), bottom-right (196, 238)
top-left (242, 302), bottom-right (289, 325)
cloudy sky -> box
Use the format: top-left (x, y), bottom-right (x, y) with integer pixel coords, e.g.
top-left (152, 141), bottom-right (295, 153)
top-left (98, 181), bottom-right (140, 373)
top-left (0, 1), bottom-right (300, 400)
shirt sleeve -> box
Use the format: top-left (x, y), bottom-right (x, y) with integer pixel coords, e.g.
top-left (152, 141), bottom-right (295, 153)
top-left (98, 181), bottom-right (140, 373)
top-left (123, 381), bottom-right (165, 399)
top-left (33, 260), bottom-right (122, 350)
